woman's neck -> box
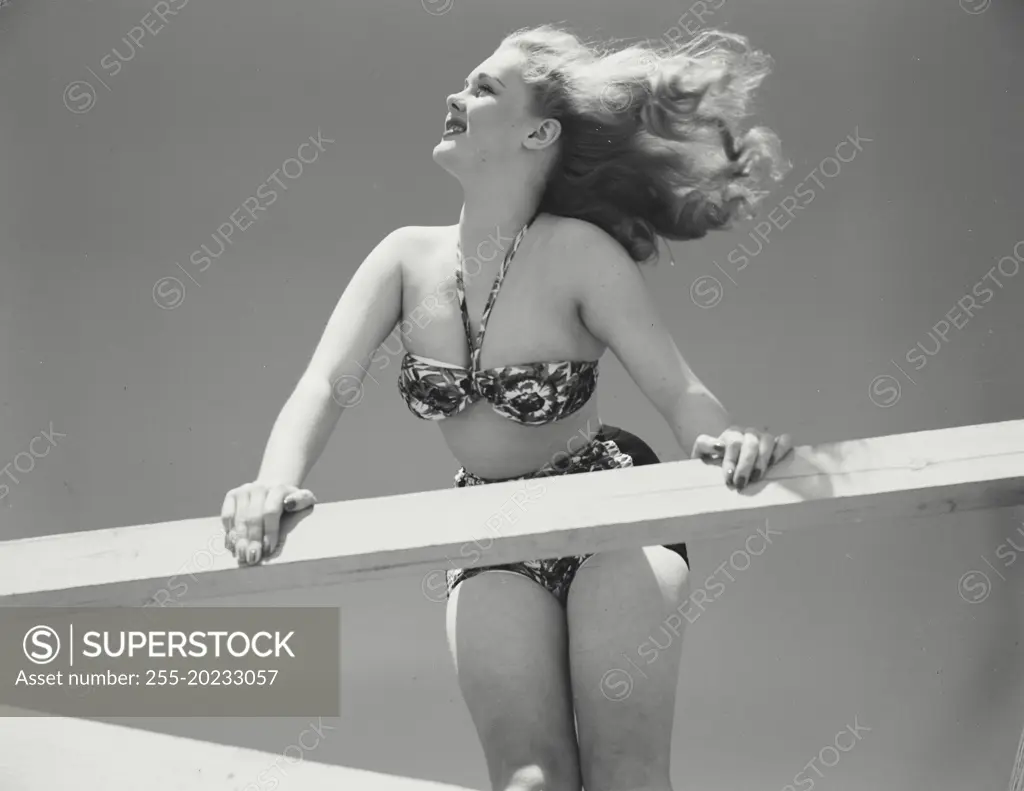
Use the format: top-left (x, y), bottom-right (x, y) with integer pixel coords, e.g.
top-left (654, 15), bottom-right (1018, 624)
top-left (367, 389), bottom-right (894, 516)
top-left (457, 175), bottom-right (541, 254)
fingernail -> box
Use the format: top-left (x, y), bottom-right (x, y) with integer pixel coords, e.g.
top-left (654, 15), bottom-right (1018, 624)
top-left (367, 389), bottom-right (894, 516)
top-left (247, 546), bottom-right (259, 564)
top-left (736, 476), bottom-right (746, 489)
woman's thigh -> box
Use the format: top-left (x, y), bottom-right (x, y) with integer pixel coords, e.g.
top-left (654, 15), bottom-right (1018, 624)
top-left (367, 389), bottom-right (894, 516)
top-left (446, 570), bottom-right (583, 791)
top-left (566, 546), bottom-right (691, 791)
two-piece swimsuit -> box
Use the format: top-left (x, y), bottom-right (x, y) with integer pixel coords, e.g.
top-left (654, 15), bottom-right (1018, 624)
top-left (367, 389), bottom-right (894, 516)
top-left (397, 215), bottom-right (688, 605)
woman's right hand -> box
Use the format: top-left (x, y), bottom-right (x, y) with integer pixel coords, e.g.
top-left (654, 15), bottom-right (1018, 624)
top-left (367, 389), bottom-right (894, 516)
top-left (221, 482), bottom-right (317, 565)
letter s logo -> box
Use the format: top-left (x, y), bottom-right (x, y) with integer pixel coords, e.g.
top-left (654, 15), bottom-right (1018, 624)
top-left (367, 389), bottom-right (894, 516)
top-left (23, 625), bottom-right (61, 664)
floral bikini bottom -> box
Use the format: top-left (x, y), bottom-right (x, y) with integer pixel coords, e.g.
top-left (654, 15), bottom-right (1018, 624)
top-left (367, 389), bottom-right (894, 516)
top-left (446, 424), bottom-right (689, 606)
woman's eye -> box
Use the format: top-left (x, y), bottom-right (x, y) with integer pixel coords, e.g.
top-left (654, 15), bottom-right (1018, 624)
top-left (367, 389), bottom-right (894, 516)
top-left (475, 84), bottom-right (493, 95)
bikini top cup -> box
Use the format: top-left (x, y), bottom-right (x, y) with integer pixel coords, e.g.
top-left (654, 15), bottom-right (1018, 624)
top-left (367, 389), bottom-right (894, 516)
top-left (397, 217), bottom-right (599, 426)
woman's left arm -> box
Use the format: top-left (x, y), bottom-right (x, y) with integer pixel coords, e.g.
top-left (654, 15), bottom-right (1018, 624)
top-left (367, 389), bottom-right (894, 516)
top-left (570, 222), bottom-right (792, 489)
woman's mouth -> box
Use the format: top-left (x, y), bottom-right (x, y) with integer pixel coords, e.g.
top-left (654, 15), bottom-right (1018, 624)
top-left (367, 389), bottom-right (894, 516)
top-left (443, 118), bottom-right (466, 137)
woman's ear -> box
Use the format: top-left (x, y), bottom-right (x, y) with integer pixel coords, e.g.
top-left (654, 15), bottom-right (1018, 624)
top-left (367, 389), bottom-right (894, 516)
top-left (523, 118), bottom-right (561, 150)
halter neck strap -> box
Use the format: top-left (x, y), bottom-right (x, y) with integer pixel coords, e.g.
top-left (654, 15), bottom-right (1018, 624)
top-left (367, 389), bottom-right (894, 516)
top-left (455, 213), bottom-right (538, 373)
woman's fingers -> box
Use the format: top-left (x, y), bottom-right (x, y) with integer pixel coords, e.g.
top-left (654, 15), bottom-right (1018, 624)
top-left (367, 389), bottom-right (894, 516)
top-left (691, 434), bottom-right (726, 462)
top-left (253, 488), bottom-right (318, 559)
top-left (733, 429), bottom-right (762, 489)
top-left (283, 488), bottom-right (318, 512)
top-left (221, 490), bottom-right (241, 554)
top-left (217, 484), bottom-right (319, 566)
top-left (770, 433), bottom-right (794, 465)
top-left (258, 485), bottom-right (292, 562)
top-left (220, 490), bottom-right (237, 534)
top-left (230, 487), bottom-right (253, 564)
top-left (749, 432), bottom-right (777, 484)
top-left (243, 487), bottom-right (265, 565)
top-left (695, 428), bottom-right (795, 490)
top-left (719, 428), bottom-right (745, 486)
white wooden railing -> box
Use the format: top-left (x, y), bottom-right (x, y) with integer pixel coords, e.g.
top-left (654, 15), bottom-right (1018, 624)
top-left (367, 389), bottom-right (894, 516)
top-left (1, 418), bottom-right (1023, 790)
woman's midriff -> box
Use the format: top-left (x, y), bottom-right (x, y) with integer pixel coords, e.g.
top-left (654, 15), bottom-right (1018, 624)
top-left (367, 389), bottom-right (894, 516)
top-left (437, 396), bottom-right (604, 481)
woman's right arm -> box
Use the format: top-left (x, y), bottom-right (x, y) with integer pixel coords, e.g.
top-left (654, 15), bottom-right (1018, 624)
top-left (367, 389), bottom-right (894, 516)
top-left (258, 226), bottom-right (410, 485)
top-left (223, 226), bottom-right (412, 564)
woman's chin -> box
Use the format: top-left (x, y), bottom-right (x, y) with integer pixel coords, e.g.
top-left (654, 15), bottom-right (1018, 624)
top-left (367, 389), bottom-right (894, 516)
top-left (431, 140), bottom-right (463, 169)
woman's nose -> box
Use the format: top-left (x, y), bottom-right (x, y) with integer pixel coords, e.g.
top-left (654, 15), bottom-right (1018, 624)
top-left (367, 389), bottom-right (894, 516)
top-left (447, 94), bottom-right (465, 113)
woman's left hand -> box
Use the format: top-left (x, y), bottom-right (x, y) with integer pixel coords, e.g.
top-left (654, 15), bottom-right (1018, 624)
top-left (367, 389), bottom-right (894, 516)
top-left (691, 427), bottom-right (794, 490)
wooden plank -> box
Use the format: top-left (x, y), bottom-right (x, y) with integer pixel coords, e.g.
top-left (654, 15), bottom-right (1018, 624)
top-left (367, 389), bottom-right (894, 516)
top-left (0, 712), bottom-right (476, 791)
top-left (1, 419), bottom-right (1022, 607)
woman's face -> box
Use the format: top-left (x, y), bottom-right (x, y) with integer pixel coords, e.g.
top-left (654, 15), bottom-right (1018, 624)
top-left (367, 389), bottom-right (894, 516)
top-left (433, 46), bottom-right (557, 172)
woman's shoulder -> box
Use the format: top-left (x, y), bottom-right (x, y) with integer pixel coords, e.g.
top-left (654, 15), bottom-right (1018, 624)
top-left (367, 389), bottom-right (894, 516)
top-left (540, 214), bottom-right (634, 268)
top-left (386, 224), bottom-right (454, 259)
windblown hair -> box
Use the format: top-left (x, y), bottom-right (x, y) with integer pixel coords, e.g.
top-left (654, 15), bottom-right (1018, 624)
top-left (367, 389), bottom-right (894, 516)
top-left (501, 25), bottom-right (789, 263)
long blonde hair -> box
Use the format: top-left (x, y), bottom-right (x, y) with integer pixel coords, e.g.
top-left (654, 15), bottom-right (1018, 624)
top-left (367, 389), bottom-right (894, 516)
top-left (501, 24), bottom-right (789, 263)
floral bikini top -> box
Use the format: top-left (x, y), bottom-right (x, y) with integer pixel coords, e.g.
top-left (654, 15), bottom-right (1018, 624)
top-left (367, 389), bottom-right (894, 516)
top-left (397, 216), bottom-right (600, 426)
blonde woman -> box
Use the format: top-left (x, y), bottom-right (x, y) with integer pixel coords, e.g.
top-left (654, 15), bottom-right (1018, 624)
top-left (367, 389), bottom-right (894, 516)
top-left (223, 24), bottom-right (793, 791)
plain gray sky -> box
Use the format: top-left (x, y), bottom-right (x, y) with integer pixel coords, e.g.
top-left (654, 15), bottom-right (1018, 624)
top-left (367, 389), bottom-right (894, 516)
top-left (1, 0), bottom-right (1023, 788)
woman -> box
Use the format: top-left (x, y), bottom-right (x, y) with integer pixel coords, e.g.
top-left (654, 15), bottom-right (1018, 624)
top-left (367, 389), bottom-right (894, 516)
top-left (222, 24), bottom-right (793, 791)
